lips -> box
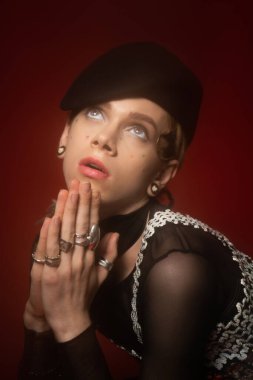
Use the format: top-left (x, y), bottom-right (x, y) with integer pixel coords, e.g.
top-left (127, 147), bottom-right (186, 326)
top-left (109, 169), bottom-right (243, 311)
top-left (78, 157), bottom-right (110, 179)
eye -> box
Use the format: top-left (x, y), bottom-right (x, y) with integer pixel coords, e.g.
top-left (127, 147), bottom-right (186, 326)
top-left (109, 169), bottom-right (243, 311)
top-left (127, 125), bottom-right (148, 140)
top-left (86, 108), bottom-right (104, 121)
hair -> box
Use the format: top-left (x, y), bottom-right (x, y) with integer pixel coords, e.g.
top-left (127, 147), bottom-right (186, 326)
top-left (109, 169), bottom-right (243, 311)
top-left (156, 116), bottom-right (186, 167)
top-left (68, 108), bottom-right (187, 167)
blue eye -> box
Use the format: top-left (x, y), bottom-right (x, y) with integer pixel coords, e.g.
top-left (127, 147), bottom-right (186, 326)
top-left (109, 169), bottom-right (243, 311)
top-left (128, 125), bottom-right (148, 140)
top-left (86, 108), bottom-right (104, 121)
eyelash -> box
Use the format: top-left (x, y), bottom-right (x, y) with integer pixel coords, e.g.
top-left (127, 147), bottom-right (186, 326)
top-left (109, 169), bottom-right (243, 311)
top-left (126, 125), bottom-right (148, 140)
top-left (85, 107), bottom-right (104, 121)
top-left (84, 108), bottom-right (149, 141)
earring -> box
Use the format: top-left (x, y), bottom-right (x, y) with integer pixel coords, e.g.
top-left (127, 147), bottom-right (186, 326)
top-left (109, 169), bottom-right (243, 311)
top-left (150, 182), bottom-right (160, 196)
top-left (57, 146), bottom-right (66, 156)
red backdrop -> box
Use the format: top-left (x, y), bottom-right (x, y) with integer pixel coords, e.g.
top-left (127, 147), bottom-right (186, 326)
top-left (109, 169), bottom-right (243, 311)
top-left (1, 1), bottom-right (252, 379)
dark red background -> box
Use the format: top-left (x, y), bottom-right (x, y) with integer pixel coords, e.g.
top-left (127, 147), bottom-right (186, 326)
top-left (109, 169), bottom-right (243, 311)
top-left (1, 1), bottom-right (252, 379)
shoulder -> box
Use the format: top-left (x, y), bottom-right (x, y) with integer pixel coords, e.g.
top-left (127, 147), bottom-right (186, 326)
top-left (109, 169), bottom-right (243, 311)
top-left (139, 203), bottom-right (250, 317)
top-left (140, 250), bottom-right (219, 352)
top-left (144, 250), bottom-right (215, 303)
top-left (144, 202), bottom-right (238, 263)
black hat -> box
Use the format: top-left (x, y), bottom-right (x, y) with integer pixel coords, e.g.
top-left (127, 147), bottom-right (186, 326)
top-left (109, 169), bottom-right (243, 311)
top-left (60, 42), bottom-right (203, 145)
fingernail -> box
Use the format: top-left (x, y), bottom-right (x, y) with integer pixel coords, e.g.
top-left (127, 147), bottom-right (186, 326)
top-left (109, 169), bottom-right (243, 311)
top-left (70, 178), bottom-right (79, 188)
top-left (70, 192), bottom-right (78, 204)
top-left (80, 182), bottom-right (91, 192)
top-left (92, 190), bottom-right (100, 199)
top-left (54, 216), bottom-right (61, 226)
top-left (114, 233), bottom-right (120, 243)
top-left (58, 189), bottom-right (66, 198)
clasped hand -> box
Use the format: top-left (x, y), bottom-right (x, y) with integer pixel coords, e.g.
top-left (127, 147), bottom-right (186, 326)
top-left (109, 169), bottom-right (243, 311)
top-left (24, 179), bottom-right (118, 342)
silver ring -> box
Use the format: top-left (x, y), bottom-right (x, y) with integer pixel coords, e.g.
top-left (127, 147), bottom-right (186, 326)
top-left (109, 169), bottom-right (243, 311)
top-left (88, 224), bottom-right (100, 250)
top-left (32, 252), bottom-right (45, 264)
top-left (74, 233), bottom-right (90, 248)
top-left (59, 238), bottom-right (73, 253)
top-left (45, 254), bottom-right (61, 267)
top-left (97, 257), bottom-right (113, 271)
top-left (74, 225), bottom-right (100, 250)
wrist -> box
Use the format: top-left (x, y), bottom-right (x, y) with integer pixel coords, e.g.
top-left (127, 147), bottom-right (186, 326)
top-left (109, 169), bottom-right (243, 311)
top-left (52, 314), bottom-right (92, 343)
top-left (23, 302), bottom-right (50, 333)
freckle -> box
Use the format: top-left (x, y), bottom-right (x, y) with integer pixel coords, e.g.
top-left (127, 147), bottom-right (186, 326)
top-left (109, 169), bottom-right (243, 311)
top-left (86, 135), bottom-right (89, 139)
top-left (142, 154), bottom-right (146, 158)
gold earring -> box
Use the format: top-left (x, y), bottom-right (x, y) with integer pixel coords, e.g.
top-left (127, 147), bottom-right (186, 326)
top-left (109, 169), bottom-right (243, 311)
top-left (57, 146), bottom-right (66, 156)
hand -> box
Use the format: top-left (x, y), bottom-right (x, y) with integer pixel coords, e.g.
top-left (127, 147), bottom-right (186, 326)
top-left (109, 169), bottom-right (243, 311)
top-left (24, 217), bottom-right (51, 332)
top-left (23, 189), bottom-right (69, 332)
top-left (38, 180), bottom-right (118, 342)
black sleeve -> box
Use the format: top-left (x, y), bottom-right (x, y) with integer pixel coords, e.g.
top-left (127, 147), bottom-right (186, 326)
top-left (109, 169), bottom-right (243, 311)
top-left (139, 251), bottom-right (217, 380)
top-left (19, 326), bottom-right (112, 380)
top-left (18, 328), bottom-right (61, 379)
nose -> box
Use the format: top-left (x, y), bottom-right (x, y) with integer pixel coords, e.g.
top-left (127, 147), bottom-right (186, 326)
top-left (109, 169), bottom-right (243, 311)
top-left (90, 126), bottom-right (117, 156)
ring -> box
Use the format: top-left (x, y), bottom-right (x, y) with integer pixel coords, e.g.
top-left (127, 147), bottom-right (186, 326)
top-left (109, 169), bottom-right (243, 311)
top-left (97, 257), bottom-right (113, 272)
top-left (45, 254), bottom-right (61, 267)
top-left (59, 238), bottom-right (73, 253)
top-left (32, 252), bottom-right (45, 264)
top-left (74, 233), bottom-right (90, 248)
top-left (74, 225), bottom-right (100, 250)
top-left (88, 224), bottom-right (100, 250)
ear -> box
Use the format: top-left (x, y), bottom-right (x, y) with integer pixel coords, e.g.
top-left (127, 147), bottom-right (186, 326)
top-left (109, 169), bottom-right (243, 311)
top-left (57, 123), bottom-right (70, 159)
top-left (147, 160), bottom-right (179, 197)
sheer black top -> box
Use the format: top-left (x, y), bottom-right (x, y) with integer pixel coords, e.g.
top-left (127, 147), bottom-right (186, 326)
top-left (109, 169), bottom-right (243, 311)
top-left (19, 202), bottom-right (253, 379)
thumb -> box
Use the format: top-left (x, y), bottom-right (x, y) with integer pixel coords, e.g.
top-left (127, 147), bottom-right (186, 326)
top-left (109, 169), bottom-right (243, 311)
top-left (97, 232), bottom-right (119, 286)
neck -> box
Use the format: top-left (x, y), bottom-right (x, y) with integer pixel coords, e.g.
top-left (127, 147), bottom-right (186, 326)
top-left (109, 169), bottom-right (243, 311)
top-left (99, 196), bottom-right (151, 220)
top-left (99, 198), bottom-right (154, 256)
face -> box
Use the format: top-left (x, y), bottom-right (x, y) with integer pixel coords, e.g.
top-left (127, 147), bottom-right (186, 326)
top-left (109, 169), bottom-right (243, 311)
top-left (60, 98), bottom-right (177, 218)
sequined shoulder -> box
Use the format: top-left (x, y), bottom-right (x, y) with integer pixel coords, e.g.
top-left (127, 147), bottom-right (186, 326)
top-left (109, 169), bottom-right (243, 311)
top-left (130, 208), bottom-right (253, 376)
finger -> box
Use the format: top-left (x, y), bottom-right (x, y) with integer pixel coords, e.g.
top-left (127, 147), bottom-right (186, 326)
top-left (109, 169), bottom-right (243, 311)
top-left (54, 189), bottom-right (69, 218)
top-left (75, 182), bottom-right (91, 233)
top-left (60, 180), bottom-right (79, 267)
top-left (72, 182), bottom-right (91, 268)
top-left (89, 190), bottom-right (100, 226)
top-left (75, 190), bottom-right (100, 283)
top-left (33, 217), bottom-right (51, 263)
top-left (83, 190), bottom-right (100, 264)
top-left (97, 232), bottom-right (119, 286)
top-left (45, 216), bottom-right (61, 269)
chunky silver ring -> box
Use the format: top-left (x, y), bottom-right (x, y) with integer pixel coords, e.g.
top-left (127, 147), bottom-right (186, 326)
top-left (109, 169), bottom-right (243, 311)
top-left (32, 252), bottom-right (45, 264)
top-left (45, 254), bottom-right (61, 267)
top-left (88, 224), bottom-right (100, 250)
top-left (97, 257), bottom-right (113, 272)
top-left (74, 233), bottom-right (90, 248)
top-left (59, 238), bottom-right (73, 253)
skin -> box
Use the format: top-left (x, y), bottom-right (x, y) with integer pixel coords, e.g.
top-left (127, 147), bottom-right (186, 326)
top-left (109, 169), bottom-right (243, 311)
top-left (60, 98), bottom-right (178, 218)
top-left (24, 98), bottom-right (179, 342)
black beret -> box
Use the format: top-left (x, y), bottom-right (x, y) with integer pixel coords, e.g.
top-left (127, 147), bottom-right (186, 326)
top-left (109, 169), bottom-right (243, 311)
top-left (60, 42), bottom-right (203, 145)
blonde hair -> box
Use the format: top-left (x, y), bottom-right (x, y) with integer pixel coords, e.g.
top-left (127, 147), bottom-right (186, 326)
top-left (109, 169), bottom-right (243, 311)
top-left (157, 116), bottom-right (186, 167)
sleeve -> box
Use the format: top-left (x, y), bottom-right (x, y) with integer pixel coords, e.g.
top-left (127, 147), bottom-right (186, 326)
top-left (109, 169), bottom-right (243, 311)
top-left (139, 251), bottom-right (218, 380)
top-left (18, 328), bottom-right (61, 379)
top-left (18, 326), bottom-right (112, 380)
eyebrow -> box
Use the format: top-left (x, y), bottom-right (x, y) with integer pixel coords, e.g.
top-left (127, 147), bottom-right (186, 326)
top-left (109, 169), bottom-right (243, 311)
top-left (98, 104), bottom-right (158, 131)
top-left (128, 112), bottom-right (158, 131)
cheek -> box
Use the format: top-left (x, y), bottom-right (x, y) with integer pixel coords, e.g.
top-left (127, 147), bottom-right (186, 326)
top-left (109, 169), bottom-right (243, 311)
top-left (128, 152), bottom-right (160, 176)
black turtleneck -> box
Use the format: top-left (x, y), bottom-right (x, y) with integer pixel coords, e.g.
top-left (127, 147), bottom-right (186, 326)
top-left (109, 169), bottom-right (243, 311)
top-left (99, 200), bottom-right (154, 256)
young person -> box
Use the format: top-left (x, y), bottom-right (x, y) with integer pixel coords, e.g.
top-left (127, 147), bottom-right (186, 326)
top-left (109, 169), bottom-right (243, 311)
top-left (19, 42), bottom-right (253, 379)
